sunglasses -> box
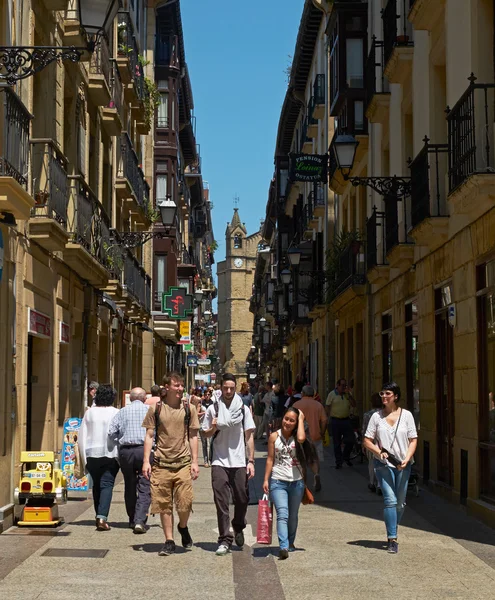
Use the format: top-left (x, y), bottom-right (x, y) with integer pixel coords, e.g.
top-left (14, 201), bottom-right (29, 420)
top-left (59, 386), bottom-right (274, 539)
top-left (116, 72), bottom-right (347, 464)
top-left (379, 391), bottom-right (394, 397)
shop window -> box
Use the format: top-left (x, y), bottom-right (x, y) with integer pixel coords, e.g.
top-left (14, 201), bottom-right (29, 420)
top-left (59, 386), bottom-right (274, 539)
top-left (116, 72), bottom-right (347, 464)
top-left (382, 313), bottom-right (393, 384)
top-left (477, 259), bottom-right (495, 502)
top-left (405, 301), bottom-right (419, 427)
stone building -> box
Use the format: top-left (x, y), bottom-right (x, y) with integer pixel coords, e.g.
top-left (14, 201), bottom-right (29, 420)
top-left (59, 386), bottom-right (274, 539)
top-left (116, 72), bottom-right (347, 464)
top-left (217, 209), bottom-right (261, 383)
top-left (0, 0), bottom-right (212, 531)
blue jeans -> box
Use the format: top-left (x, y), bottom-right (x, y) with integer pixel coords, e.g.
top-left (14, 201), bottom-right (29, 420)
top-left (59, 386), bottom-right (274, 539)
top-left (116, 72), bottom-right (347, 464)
top-left (86, 457), bottom-right (120, 520)
top-left (270, 478), bottom-right (305, 550)
top-left (374, 460), bottom-right (411, 539)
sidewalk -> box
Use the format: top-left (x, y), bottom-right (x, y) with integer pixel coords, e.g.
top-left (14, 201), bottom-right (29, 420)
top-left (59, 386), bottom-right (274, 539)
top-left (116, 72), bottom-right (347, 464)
top-left (0, 442), bottom-right (494, 600)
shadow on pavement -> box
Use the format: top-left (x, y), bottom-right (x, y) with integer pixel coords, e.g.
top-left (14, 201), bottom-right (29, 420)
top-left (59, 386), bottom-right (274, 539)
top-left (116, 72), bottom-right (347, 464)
top-left (347, 540), bottom-right (389, 550)
top-left (194, 541), bottom-right (219, 553)
top-left (131, 543), bottom-right (190, 554)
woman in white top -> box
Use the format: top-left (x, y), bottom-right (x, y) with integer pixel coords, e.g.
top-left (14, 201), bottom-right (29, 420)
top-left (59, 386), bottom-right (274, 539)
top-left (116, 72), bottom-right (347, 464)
top-left (363, 382), bottom-right (418, 554)
top-left (79, 384), bottom-right (120, 531)
top-left (263, 407), bottom-right (306, 560)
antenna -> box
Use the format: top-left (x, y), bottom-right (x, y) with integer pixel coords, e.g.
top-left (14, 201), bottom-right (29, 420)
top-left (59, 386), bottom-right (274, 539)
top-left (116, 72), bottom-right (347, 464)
top-left (233, 195), bottom-right (239, 209)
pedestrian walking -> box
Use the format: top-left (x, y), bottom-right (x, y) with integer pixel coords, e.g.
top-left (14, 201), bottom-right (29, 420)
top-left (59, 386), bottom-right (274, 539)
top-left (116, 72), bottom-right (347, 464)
top-left (240, 381), bottom-right (254, 415)
top-left (325, 378), bottom-right (357, 468)
top-left (87, 381), bottom-right (99, 406)
top-left (270, 383), bottom-right (288, 433)
top-left (261, 381), bottom-right (274, 442)
top-left (362, 392), bottom-right (383, 493)
top-left (293, 385), bottom-right (327, 492)
top-left (108, 387), bottom-right (151, 533)
top-left (145, 384), bottom-right (161, 406)
top-left (363, 382), bottom-right (418, 554)
top-left (198, 390), bottom-right (213, 467)
top-left (263, 407), bottom-right (306, 560)
top-left (78, 384), bottom-right (119, 531)
top-left (142, 372), bottom-right (200, 556)
top-left (202, 373), bottom-right (256, 556)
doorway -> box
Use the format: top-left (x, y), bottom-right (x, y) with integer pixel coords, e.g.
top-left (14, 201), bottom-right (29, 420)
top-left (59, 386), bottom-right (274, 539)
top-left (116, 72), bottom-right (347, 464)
top-left (435, 285), bottom-right (455, 486)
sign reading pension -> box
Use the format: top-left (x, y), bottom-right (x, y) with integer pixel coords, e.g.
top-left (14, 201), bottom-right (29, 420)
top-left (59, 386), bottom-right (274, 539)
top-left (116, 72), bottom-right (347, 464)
top-left (289, 153), bottom-right (327, 183)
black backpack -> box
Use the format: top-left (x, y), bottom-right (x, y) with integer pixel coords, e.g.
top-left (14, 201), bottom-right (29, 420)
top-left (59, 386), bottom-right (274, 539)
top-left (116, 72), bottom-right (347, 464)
top-left (154, 398), bottom-right (192, 440)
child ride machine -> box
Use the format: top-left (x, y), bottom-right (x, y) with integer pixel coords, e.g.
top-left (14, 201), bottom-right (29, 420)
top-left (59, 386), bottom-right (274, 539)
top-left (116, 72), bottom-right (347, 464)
top-left (14, 451), bottom-right (68, 526)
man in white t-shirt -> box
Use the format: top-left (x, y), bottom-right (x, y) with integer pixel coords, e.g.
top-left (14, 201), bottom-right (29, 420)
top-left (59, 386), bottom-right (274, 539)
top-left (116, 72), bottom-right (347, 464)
top-left (202, 373), bottom-right (256, 556)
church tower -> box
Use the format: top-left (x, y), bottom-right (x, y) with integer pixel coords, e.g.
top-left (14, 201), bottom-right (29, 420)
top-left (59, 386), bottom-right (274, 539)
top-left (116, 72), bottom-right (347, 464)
top-left (217, 209), bottom-right (261, 384)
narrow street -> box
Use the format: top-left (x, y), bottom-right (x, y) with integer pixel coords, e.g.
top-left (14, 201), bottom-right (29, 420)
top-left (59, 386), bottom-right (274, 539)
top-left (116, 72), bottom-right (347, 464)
top-left (1, 444), bottom-right (494, 600)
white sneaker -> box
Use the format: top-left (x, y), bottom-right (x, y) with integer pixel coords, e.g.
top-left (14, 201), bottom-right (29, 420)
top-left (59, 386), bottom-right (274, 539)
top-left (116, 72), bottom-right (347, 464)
top-left (215, 544), bottom-right (230, 556)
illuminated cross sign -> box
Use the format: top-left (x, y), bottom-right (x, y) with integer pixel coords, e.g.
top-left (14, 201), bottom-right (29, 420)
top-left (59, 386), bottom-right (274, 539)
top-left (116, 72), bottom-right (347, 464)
top-left (161, 287), bottom-right (194, 319)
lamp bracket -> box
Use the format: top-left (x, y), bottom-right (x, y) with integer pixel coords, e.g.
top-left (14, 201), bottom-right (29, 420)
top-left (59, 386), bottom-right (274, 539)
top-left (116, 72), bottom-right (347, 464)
top-left (111, 230), bottom-right (170, 248)
top-left (345, 175), bottom-right (411, 198)
top-left (0, 46), bottom-right (85, 85)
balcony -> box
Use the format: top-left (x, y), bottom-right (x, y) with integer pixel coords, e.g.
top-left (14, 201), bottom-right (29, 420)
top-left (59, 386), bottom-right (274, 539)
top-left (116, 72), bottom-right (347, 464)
top-left (447, 77), bottom-right (495, 220)
top-left (63, 0), bottom-right (87, 47)
top-left (365, 37), bottom-right (390, 124)
top-left (384, 197), bottom-right (414, 271)
top-left (155, 34), bottom-right (180, 70)
top-left (101, 60), bottom-right (124, 137)
top-left (306, 99), bottom-right (319, 139)
top-left (88, 35), bottom-right (111, 107)
top-left (329, 240), bottom-right (366, 312)
top-left (312, 74), bottom-right (325, 119)
top-left (177, 244), bottom-right (196, 278)
top-left (123, 252), bottom-right (151, 314)
top-left (366, 208), bottom-right (390, 286)
top-left (29, 139), bottom-right (70, 252)
top-left (408, 139), bottom-right (449, 250)
top-left (383, 0), bottom-right (414, 83)
top-left (117, 11), bottom-right (139, 85)
top-left (0, 89), bottom-right (34, 220)
top-left (301, 117), bottom-right (313, 153)
top-left (65, 176), bottom-right (112, 287)
top-left (116, 133), bottom-right (150, 218)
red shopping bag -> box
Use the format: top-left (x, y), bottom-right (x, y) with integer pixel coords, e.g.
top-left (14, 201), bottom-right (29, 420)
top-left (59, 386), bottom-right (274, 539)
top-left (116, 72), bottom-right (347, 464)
top-left (256, 494), bottom-right (273, 544)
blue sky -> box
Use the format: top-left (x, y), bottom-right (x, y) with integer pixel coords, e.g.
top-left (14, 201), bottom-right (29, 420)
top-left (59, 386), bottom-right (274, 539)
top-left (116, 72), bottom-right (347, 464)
top-left (181, 0), bottom-right (303, 269)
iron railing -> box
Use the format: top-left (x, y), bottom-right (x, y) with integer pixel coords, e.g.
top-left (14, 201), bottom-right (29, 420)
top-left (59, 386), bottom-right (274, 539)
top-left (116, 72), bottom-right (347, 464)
top-left (119, 133), bottom-right (149, 209)
top-left (447, 76), bottom-right (495, 193)
top-left (155, 34), bottom-right (179, 68)
top-left (67, 176), bottom-right (112, 270)
top-left (124, 252), bottom-right (150, 311)
top-left (314, 74), bottom-right (325, 105)
top-left (367, 208), bottom-right (387, 270)
top-left (109, 59), bottom-right (124, 123)
top-left (89, 34), bottom-right (111, 89)
top-left (0, 88), bottom-right (31, 188)
top-left (383, 0), bottom-right (414, 66)
top-left (117, 11), bottom-right (145, 101)
top-left (409, 139), bottom-right (448, 228)
top-left (178, 244), bottom-right (194, 265)
top-left (365, 37), bottom-right (388, 111)
top-left (30, 139), bottom-right (69, 227)
top-left (332, 241), bottom-right (366, 298)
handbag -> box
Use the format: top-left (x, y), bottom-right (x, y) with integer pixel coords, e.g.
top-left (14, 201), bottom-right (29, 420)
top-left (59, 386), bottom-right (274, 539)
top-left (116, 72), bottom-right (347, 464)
top-left (380, 409), bottom-right (404, 468)
top-left (256, 494), bottom-right (273, 544)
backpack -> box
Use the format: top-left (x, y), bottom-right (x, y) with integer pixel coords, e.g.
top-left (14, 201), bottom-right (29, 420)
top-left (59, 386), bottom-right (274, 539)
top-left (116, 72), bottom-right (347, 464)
top-left (154, 398), bottom-right (192, 441)
top-left (208, 400), bottom-right (247, 464)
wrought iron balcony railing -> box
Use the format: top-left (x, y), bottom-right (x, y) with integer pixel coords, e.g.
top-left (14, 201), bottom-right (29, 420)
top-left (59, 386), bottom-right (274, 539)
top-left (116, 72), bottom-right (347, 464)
top-left (383, 0), bottom-right (414, 66)
top-left (447, 76), bottom-right (495, 193)
top-left (313, 74), bottom-right (325, 106)
top-left (89, 33), bottom-right (111, 88)
top-left (109, 59), bottom-right (124, 122)
top-left (0, 88), bottom-right (31, 188)
top-left (119, 133), bottom-right (149, 209)
top-left (365, 37), bottom-right (389, 112)
top-left (366, 208), bottom-right (387, 271)
top-left (409, 139), bottom-right (448, 228)
top-left (67, 176), bottom-right (113, 271)
top-left (117, 11), bottom-right (145, 100)
top-left (30, 139), bottom-right (69, 227)
top-left (331, 240), bottom-right (366, 299)
top-left (156, 34), bottom-right (179, 68)
top-left (124, 251), bottom-right (150, 311)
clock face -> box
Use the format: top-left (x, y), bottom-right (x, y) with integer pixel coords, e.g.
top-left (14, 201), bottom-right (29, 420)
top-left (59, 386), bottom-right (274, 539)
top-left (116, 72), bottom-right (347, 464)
top-left (234, 258), bottom-right (243, 268)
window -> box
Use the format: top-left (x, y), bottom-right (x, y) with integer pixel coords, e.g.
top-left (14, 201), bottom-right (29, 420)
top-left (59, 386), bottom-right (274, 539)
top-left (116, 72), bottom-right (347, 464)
top-left (346, 38), bottom-right (364, 88)
top-left (156, 175), bottom-right (168, 202)
top-left (329, 24), bottom-right (339, 107)
top-left (171, 98), bottom-right (175, 131)
top-left (405, 301), bottom-right (419, 427)
top-left (382, 313), bottom-right (393, 384)
top-left (156, 255), bottom-right (167, 295)
top-left (477, 258), bottom-right (495, 501)
top-left (354, 100), bottom-right (364, 131)
top-left (158, 93), bottom-right (169, 128)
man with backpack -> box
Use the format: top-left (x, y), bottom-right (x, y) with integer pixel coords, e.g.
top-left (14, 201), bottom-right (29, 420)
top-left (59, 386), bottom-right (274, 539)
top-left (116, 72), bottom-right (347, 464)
top-left (202, 373), bottom-right (256, 556)
top-left (142, 371), bottom-right (200, 556)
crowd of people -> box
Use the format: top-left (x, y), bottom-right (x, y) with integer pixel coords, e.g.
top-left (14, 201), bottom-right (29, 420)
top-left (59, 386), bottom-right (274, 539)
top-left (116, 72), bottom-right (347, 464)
top-left (77, 373), bottom-right (418, 558)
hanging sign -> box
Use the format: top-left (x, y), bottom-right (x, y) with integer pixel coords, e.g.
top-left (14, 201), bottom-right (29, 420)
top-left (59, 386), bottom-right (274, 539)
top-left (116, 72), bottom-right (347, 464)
top-left (162, 287), bottom-right (194, 320)
top-left (28, 308), bottom-right (52, 339)
top-left (289, 153), bottom-right (327, 183)
top-left (187, 354), bottom-right (198, 367)
top-left (178, 320), bottom-right (192, 344)
top-left (197, 358), bottom-right (211, 366)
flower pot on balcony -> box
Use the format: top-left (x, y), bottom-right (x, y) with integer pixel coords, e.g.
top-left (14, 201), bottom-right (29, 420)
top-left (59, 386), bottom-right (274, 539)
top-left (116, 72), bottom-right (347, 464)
top-left (35, 191), bottom-right (50, 206)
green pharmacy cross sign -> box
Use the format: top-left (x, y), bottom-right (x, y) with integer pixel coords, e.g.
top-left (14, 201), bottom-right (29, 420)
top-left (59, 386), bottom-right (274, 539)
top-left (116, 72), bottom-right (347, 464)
top-left (161, 287), bottom-right (194, 320)
top-left (289, 153), bottom-right (327, 183)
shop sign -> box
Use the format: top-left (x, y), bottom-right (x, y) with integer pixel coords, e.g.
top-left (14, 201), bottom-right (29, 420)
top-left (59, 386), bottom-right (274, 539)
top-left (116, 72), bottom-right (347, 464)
top-left (61, 417), bottom-right (88, 493)
top-left (289, 153), bottom-right (327, 183)
top-left (187, 354), bottom-right (198, 367)
top-left (178, 320), bottom-right (192, 345)
top-left (205, 330), bottom-right (215, 337)
top-left (28, 308), bottom-right (51, 339)
top-left (60, 322), bottom-right (70, 344)
top-left (195, 374), bottom-right (211, 383)
top-left (162, 287), bottom-right (194, 320)
top-left (183, 343), bottom-right (193, 352)
top-left (197, 358), bottom-right (211, 366)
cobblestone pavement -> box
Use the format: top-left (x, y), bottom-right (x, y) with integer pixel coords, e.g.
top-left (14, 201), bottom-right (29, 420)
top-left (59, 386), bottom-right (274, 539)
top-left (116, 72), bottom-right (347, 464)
top-left (1, 443), bottom-right (494, 600)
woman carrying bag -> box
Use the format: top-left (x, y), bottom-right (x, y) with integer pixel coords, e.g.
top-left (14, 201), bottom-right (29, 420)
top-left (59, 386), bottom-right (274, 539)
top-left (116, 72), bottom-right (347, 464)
top-left (363, 382), bottom-right (418, 554)
top-left (263, 407), bottom-right (312, 560)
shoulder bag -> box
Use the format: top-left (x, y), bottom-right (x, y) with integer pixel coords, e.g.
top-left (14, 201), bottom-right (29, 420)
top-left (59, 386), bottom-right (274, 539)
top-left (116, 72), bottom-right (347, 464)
top-left (381, 408), bottom-right (403, 468)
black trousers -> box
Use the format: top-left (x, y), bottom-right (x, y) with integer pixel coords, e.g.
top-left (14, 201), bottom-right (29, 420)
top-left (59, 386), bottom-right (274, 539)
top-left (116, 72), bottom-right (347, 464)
top-left (119, 445), bottom-right (151, 525)
top-left (211, 465), bottom-right (249, 547)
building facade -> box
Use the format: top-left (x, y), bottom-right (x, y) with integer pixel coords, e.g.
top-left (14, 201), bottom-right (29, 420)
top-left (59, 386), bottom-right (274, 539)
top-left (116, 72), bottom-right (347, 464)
top-left (0, 0), bottom-right (213, 530)
top-left (217, 209), bottom-right (261, 383)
